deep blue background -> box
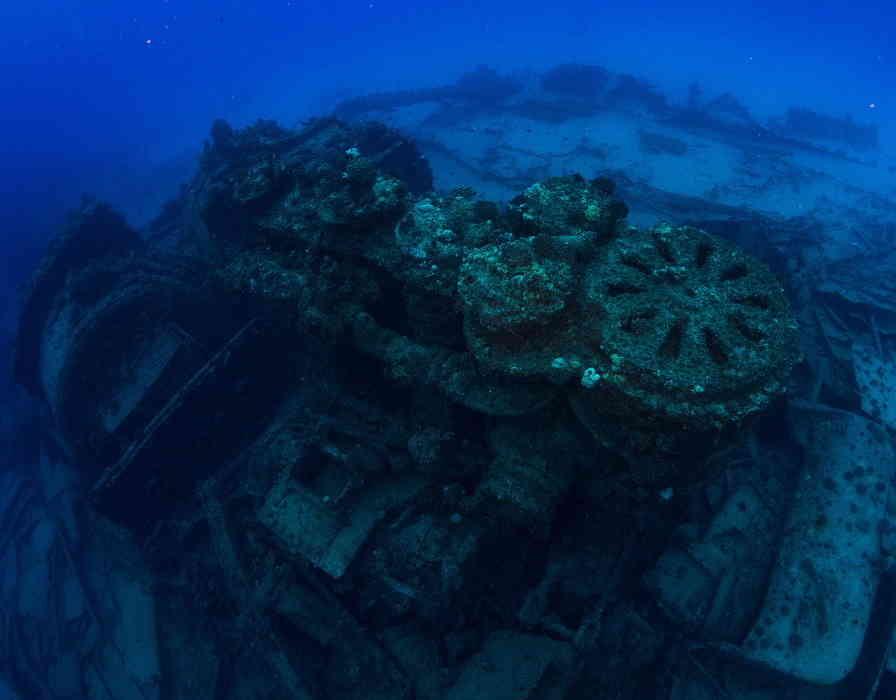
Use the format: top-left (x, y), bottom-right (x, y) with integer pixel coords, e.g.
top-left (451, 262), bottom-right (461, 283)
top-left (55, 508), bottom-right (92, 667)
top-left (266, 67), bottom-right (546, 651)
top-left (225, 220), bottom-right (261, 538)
top-left (0, 0), bottom-right (892, 287)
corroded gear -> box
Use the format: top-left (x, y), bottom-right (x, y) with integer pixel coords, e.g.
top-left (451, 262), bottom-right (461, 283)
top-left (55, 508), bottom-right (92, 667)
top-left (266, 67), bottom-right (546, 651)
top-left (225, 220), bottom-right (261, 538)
top-left (458, 237), bottom-right (601, 382)
top-left (506, 174), bottom-right (627, 239)
top-left (576, 223), bottom-right (800, 430)
top-left (459, 238), bottom-right (575, 334)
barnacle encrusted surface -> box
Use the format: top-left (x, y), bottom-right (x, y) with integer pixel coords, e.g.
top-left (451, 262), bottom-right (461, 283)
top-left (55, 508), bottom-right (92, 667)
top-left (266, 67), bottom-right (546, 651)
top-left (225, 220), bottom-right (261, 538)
top-left (506, 174), bottom-right (626, 239)
top-left (458, 237), bottom-right (602, 380)
top-left (181, 118), bottom-right (801, 439)
top-left (574, 223), bottom-right (800, 429)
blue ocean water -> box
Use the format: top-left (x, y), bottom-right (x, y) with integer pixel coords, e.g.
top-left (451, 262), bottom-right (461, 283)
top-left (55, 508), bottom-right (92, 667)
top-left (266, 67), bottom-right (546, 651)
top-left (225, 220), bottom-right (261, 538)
top-left (1, 1), bottom-right (895, 698)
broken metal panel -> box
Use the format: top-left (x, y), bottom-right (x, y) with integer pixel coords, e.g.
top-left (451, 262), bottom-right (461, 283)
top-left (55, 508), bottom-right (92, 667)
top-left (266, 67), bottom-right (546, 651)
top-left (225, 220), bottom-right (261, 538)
top-left (818, 251), bottom-right (896, 316)
top-left (729, 404), bottom-right (894, 685)
top-left (443, 629), bottom-right (575, 700)
top-left (853, 338), bottom-right (896, 429)
top-left (259, 471), bottom-right (425, 579)
top-left (14, 198), bottom-right (144, 398)
top-left (22, 249), bottom-right (215, 471)
top-left (838, 565), bottom-right (896, 700)
top-left (90, 318), bottom-right (291, 533)
top-left (644, 484), bottom-right (779, 641)
top-left (379, 623), bottom-right (445, 700)
top-left (97, 324), bottom-right (183, 435)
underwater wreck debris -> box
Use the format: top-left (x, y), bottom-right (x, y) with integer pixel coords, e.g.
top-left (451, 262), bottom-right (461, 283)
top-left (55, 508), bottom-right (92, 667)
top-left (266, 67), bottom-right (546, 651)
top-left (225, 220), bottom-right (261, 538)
top-left (467, 423), bottom-right (578, 539)
top-left (730, 404), bottom-right (894, 685)
top-left (444, 629), bottom-right (575, 700)
top-left (638, 130), bottom-right (689, 156)
top-left (451, 64), bottom-right (524, 104)
top-left (458, 236), bottom-right (582, 375)
top-left (577, 223), bottom-right (800, 431)
top-left (16, 118), bottom-right (802, 523)
top-left (644, 482), bottom-right (780, 640)
top-left (505, 174), bottom-right (627, 240)
top-left (16, 119), bottom-right (802, 512)
top-left (258, 467), bottom-right (426, 579)
top-left (12, 202), bottom-right (294, 531)
top-left (12, 205), bottom-right (221, 470)
top-left (13, 114), bottom-right (845, 700)
top-left (90, 316), bottom-right (294, 532)
top-left (852, 337), bottom-right (896, 429)
top-left (331, 64), bottom-right (888, 230)
top-left (349, 310), bottom-right (559, 416)
top-left (194, 116), bottom-right (427, 249)
top-left (605, 73), bottom-right (669, 115)
top-left (777, 107), bottom-right (879, 151)
top-left (459, 200), bottom-right (797, 438)
top-left (392, 187), bottom-right (499, 305)
top-left (702, 92), bottom-right (759, 130)
top-left (333, 66), bottom-right (523, 123)
top-left (13, 197), bottom-right (144, 398)
top-left (541, 63), bottom-right (611, 99)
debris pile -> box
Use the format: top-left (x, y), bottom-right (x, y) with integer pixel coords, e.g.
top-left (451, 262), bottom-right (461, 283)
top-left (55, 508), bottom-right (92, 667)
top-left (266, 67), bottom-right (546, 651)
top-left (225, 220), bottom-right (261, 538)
top-left (7, 109), bottom-right (896, 700)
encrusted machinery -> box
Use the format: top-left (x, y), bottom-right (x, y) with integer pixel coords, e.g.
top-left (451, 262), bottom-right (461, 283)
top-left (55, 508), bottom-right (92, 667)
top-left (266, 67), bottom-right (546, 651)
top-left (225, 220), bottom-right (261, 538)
top-left (14, 117), bottom-right (807, 700)
top-left (13, 198), bottom-right (291, 531)
top-left (453, 178), bottom-right (800, 453)
top-left (16, 120), bottom-right (801, 531)
top-left (12, 199), bottom-right (205, 468)
top-left (189, 120), bottom-right (800, 452)
top-left (575, 222), bottom-right (800, 431)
